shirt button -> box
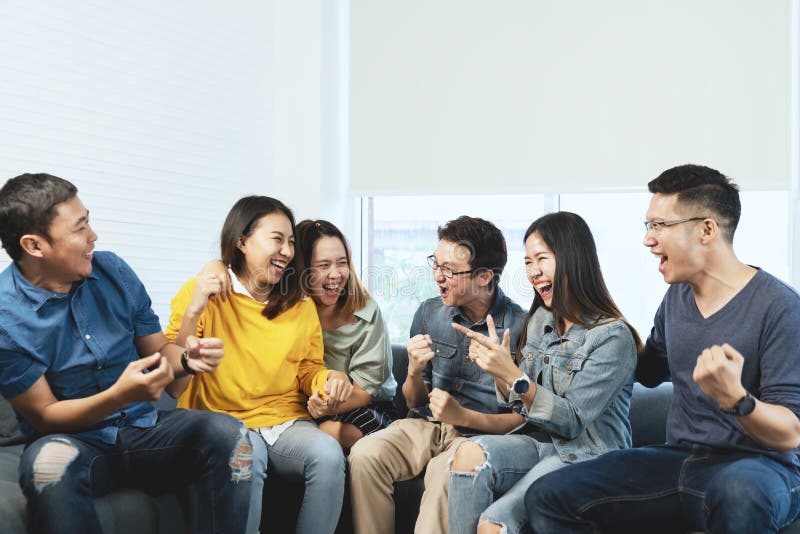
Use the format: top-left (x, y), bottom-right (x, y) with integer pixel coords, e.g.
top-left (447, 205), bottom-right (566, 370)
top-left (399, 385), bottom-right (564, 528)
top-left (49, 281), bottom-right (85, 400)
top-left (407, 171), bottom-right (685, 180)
top-left (119, 411), bottom-right (127, 419)
top-left (96, 363), bottom-right (103, 370)
top-left (568, 453), bottom-right (577, 461)
top-left (85, 334), bottom-right (91, 340)
top-left (544, 356), bottom-right (550, 364)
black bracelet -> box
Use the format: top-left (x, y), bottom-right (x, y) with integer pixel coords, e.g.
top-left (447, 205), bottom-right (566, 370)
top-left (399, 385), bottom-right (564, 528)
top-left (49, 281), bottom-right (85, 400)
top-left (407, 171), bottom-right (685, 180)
top-left (180, 351), bottom-right (196, 375)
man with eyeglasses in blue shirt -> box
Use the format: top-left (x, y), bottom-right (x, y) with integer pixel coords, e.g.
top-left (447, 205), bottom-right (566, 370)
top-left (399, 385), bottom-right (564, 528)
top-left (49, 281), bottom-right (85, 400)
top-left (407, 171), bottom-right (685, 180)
top-left (527, 164), bottom-right (800, 533)
top-left (0, 173), bottom-right (252, 534)
top-left (349, 215), bottom-right (528, 534)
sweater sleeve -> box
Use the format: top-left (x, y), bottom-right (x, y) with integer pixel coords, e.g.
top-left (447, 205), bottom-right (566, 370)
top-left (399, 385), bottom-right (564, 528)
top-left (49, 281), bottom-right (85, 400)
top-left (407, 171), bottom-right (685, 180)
top-left (165, 277), bottom-right (205, 342)
top-left (296, 301), bottom-right (329, 396)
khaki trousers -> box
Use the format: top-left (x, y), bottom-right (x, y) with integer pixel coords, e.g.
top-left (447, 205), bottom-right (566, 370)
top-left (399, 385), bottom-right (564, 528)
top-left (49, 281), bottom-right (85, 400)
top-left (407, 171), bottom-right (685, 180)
top-left (348, 418), bottom-right (468, 534)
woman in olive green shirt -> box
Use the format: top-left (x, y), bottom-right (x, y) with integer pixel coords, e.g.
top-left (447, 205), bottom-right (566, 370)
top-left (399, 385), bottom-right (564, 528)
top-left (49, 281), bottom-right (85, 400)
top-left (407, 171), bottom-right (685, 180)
top-left (296, 219), bottom-right (397, 452)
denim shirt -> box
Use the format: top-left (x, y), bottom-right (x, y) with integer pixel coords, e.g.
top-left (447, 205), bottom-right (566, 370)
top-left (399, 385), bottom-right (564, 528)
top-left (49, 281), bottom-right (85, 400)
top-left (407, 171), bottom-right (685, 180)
top-left (0, 251), bottom-right (162, 444)
top-left (410, 287), bottom-right (527, 433)
top-left (504, 306), bottom-right (637, 463)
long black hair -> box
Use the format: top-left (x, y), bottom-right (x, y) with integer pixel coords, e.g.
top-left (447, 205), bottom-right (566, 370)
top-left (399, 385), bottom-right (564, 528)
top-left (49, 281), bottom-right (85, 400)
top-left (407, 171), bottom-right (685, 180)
top-left (517, 211), bottom-right (642, 353)
top-left (220, 195), bottom-right (304, 320)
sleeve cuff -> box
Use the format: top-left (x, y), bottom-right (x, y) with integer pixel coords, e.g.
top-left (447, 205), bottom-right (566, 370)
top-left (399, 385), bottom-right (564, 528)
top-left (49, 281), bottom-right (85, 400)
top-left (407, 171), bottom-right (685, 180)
top-left (1, 362), bottom-right (46, 399)
top-left (350, 372), bottom-right (381, 396)
top-left (495, 385), bottom-right (513, 408)
top-left (310, 370), bottom-right (329, 395)
top-left (525, 385), bottom-right (556, 422)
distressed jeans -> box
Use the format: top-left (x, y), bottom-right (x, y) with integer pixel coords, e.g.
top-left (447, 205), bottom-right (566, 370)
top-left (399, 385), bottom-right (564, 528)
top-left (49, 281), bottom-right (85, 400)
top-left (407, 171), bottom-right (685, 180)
top-left (249, 420), bottom-right (346, 534)
top-left (527, 444), bottom-right (800, 534)
top-left (448, 434), bottom-right (567, 534)
top-left (18, 409), bottom-right (252, 534)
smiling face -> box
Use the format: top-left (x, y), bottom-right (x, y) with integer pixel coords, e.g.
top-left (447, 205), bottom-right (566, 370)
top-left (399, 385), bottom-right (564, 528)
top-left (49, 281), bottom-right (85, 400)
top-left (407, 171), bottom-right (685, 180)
top-left (29, 195), bottom-right (97, 292)
top-left (309, 235), bottom-right (350, 308)
top-left (643, 193), bottom-right (704, 284)
top-left (238, 211), bottom-right (295, 290)
top-left (524, 231), bottom-right (557, 308)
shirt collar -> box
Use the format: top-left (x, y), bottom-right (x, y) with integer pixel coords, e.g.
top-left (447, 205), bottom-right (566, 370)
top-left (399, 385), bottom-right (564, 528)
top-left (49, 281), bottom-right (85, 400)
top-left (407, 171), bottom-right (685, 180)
top-left (11, 262), bottom-right (94, 311)
top-left (353, 297), bottom-right (377, 322)
top-left (542, 310), bottom-right (602, 344)
top-left (229, 268), bottom-right (262, 302)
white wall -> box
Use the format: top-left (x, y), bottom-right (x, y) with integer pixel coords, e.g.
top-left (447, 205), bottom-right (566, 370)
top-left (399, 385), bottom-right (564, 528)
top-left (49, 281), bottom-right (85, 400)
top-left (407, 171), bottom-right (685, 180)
top-left (350, 0), bottom-right (794, 194)
top-left (0, 1), bottom-right (345, 326)
top-left (0, 1), bottom-right (350, 325)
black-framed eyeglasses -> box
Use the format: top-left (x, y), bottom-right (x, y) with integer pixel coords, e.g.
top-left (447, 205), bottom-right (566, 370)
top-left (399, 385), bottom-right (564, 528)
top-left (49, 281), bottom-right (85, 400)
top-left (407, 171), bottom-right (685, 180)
top-left (643, 217), bottom-right (707, 233)
top-left (426, 255), bottom-right (474, 279)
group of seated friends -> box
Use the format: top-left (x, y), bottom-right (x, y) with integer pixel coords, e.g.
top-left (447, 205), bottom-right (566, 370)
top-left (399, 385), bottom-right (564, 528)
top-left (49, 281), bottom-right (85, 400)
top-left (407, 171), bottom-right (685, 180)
top-left (0, 163), bottom-right (798, 534)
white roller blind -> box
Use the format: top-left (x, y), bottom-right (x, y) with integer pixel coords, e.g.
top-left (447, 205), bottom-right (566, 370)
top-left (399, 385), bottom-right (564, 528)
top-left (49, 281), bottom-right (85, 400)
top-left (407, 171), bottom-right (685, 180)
top-left (0, 0), bottom-right (275, 325)
top-left (350, 0), bottom-right (793, 194)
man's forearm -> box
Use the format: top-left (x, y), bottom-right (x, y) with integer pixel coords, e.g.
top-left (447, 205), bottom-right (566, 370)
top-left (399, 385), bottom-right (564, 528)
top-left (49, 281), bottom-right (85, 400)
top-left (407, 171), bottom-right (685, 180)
top-left (737, 400), bottom-right (800, 452)
top-left (403, 371), bottom-right (430, 408)
top-left (10, 378), bottom-right (126, 435)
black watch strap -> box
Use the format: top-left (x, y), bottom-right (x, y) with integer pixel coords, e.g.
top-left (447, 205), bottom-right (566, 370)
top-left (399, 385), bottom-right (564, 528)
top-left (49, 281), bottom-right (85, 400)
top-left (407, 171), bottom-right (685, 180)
top-left (181, 351), bottom-right (196, 376)
top-left (720, 392), bottom-right (755, 416)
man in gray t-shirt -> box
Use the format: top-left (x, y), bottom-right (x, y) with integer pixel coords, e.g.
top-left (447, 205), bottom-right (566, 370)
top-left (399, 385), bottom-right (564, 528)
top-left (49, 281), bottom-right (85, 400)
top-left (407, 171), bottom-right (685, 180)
top-left (527, 164), bottom-right (800, 533)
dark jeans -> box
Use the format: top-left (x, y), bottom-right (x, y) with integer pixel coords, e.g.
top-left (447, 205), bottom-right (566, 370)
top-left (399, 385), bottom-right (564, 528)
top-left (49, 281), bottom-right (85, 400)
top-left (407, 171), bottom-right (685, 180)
top-left (19, 409), bottom-right (252, 534)
top-left (526, 444), bottom-right (800, 534)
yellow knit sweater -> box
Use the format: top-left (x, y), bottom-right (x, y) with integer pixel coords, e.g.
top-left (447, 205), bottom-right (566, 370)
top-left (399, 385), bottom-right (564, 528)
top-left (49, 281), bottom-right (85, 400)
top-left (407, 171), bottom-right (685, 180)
top-left (166, 277), bottom-right (328, 428)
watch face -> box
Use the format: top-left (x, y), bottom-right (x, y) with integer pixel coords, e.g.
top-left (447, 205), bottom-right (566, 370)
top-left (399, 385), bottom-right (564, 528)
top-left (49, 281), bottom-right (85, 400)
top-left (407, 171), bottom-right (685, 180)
top-left (737, 393), bottom-right (756, 416)
top-left (513, 377), bottom-right (530, 394)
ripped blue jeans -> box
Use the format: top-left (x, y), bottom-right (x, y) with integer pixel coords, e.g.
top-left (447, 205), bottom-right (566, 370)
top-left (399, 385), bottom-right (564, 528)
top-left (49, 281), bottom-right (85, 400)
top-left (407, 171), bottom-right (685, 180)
top-left (18, 409), bottom-right (252, 534)
top-left (448, 434), bottom-right (567, 534)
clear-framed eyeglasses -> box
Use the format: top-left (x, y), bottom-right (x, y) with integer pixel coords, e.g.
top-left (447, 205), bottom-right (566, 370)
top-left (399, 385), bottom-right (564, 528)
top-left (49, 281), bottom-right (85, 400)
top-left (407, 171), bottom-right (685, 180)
top-left (426, 255), bottom-right (474, 278)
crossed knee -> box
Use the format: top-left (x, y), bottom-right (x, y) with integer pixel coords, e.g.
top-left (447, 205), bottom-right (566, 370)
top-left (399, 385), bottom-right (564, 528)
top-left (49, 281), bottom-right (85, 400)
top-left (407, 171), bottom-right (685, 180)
top-left (32, 438), bottom-right (79, 492)
top-left (450, 440), bottom-right (488, 473)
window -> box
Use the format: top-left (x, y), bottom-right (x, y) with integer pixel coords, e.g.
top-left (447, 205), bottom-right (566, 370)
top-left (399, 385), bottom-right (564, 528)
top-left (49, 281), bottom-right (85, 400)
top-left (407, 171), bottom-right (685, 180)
top-left (367, 190), bottom-right (792, 344)
top-left (367, 195), bottom-right (548, 343)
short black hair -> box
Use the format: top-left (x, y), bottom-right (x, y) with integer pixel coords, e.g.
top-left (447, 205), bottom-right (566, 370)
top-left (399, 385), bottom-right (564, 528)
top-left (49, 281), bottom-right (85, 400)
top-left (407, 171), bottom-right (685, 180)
top-left (648, 164), bottom-right (741, 242)
top-left (437, 216), bottom-right (508, 289)
top-left (0, 173), bottom-right (78, 261)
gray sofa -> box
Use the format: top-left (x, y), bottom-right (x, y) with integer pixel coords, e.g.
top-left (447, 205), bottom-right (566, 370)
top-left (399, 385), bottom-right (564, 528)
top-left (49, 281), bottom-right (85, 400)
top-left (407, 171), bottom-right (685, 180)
top-left (1, 344), bottom-right (798, 533)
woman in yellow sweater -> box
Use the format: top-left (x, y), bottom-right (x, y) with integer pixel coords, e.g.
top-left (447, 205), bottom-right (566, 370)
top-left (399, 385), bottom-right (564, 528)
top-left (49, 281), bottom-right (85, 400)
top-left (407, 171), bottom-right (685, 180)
top-left (165, 196), bottom-right (353, 534)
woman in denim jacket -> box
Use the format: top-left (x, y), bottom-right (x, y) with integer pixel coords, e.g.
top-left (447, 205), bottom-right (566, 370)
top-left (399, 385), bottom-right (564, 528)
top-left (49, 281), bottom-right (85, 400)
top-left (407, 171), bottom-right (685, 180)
top-left (449, 211), bottom-right (642, 534)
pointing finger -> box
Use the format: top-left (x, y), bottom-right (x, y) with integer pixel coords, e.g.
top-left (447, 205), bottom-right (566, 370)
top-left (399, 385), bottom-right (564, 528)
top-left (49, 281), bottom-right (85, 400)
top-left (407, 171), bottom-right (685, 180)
top-left (486, 314), bottom-right (498, 343)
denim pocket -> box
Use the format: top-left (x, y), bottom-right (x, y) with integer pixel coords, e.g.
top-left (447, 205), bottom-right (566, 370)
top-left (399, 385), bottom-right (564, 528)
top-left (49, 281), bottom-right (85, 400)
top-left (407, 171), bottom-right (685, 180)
top-left (552, 355), bottom-right (588, 396)
top-left (431, 339), bottom-right (457, 382)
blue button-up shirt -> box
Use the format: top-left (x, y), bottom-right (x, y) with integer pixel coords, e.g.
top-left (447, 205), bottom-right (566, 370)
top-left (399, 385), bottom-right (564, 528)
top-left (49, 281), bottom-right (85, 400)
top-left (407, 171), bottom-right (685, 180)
top-left (411, 287), bottom-right (527, 434)
top-left (0, 251), bottom-right (162, 444)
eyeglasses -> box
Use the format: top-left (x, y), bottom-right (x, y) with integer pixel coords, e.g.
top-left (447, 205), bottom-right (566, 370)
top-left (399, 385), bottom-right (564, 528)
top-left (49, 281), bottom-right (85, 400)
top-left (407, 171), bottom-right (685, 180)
top-left (426, 255), bottom-right (474, 279)
top-left (643, 217), bottom-right (707, 233)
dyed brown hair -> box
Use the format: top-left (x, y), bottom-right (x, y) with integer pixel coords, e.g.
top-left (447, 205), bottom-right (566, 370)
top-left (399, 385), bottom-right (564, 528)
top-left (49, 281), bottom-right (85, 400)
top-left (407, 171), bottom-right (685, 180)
top-left (296, 219), bottom-right (369, 316)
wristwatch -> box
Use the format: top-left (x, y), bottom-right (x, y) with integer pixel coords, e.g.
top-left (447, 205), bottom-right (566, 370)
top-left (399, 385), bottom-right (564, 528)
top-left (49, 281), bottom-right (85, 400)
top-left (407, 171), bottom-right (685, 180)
top-left (507, 374), bottom-right (531, 395)
top-left (180, 351), bottom-right (197, 376)
top-left (719, 391), bottom-right (755, 416)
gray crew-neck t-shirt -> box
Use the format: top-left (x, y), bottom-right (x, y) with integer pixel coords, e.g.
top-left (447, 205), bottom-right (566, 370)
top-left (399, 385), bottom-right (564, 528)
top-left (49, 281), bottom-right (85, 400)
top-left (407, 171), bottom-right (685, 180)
top-left (641, 268), bottom-right (800, 468)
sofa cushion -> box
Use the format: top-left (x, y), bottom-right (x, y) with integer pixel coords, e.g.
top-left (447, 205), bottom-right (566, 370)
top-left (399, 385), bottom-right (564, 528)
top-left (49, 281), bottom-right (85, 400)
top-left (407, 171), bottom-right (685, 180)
top-left (0, 395), bottom-right (24, 447)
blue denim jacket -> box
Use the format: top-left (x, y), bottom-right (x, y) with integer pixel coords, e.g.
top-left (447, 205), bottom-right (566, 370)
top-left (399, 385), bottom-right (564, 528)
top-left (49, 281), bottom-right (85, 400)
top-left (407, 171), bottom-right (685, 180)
top-left (410, 288), bottom-right (527, 433)
top-left (505, 306), bottom-right (637, 462)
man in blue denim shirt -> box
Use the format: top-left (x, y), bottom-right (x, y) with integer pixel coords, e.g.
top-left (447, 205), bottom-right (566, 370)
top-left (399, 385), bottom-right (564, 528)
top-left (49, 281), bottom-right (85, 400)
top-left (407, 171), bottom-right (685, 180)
top-left (349, 216), bottom-right (527, 534)
top-left (0, 173), bottom-right (252, 534)
top-left (527, 165), bottom-right (800, 533)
